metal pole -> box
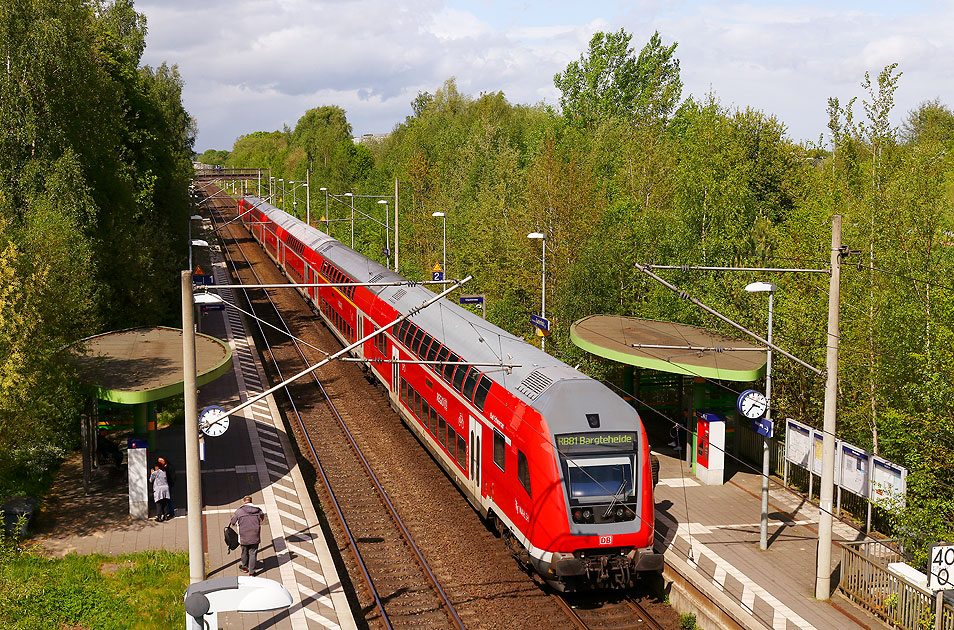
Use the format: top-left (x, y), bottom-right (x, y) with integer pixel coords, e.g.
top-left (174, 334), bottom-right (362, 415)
top-left (815, 214), bottom-right (842, 600)
top-left (188, 220), bottom-right (193, 272)
top-left (324, 189), bottom-right (329, 232)
top-left (306, 169), bottom-right (310, 226)
top-left (541, 239), bottom-right (546, 352)
top-left (350, 195), bottom-right (355, 249)
top-left (760, 291), bottom-right (774, 550)
top-left (181, 271), bottom-right (205, 583)
top-left (386, 203), bottom-right (390, 269)
top-left (442, 214), bottom-right (446, 277)
top-left (394, 177), bottom-right (399, 273)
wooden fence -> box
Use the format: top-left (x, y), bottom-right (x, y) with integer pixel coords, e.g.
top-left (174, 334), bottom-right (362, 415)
top-left (840, 540), bottom-right (954, 630)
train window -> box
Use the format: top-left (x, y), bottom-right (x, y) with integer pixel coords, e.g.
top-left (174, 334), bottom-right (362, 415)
top-left (452, 365), bottom-right (469, 393)
top-left (443, 353), bottom-right (460, 382)
top-left (462, 369), bottom-right (480, 401)
top-left (374, 329), bottom-right (386, 355)
top-left (429, 408), bottom-right (438, 436)
top-left (422, 399), bottom-right (430, 427)
top-left (446, 427), bottom-right (456, 455)
top-left (493, 431), bottom-right (505, 471)
top-left (456, 434), bottom-right (466, 469)
top-left (518, 451), bottom-right (531, 496)
top-left (410, 328), bottom-right (425, 356)
top-left (413, 390), bottom-right (421, 420)
top-left (438, 416), bottom-right (446, 446)
top-left (435, 346), bottom-right (450, 369)
top-left (426, 340), bottom-right (440, 363)
top-left (473, 376), bottom-right (492, 412)
top-left (419, 334), bottom-right (434, 360)
top-left (398, 320), bottom-right (410, 345)
top-left (401, 378), bottom-right (408, 403)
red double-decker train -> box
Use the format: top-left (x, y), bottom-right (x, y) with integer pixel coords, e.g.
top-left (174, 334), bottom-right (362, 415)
top-left (236, 196), bottom-right (662, 590)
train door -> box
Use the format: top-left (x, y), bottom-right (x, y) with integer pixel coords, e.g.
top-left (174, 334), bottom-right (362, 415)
top-left (391, 347), bottom-right (400, 399)
top-left (469, 416), bottom-right (482, 498)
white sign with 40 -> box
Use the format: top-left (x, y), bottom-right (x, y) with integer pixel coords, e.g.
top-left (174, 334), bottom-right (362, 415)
top-left (929, 544), bottom-right (954, 591)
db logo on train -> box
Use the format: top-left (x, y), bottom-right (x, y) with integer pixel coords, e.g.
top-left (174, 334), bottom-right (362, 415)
top-left (599, 536), bottom-right (613, 546)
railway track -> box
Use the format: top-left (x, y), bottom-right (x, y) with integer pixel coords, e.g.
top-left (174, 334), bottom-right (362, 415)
top-left (552, 593), bottom-right (670, 630)
top-left (198, 184), bottom-right (682, 630)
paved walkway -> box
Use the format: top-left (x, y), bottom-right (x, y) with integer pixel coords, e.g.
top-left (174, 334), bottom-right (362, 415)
top-left (33, 220), bottom-right (357, 630)
top-left (653, 446), bottom-right (892, 630)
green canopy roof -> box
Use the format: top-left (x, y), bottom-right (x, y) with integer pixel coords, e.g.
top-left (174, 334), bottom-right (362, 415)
top-left (570, 315), bottom-right (766, 382)
top-left (70, 326), bottom-right (232, 404)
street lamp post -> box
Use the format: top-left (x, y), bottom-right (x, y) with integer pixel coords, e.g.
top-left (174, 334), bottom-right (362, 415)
top-left (432, 212), bottom-right (446, 278)
top-left (279, 179), bottom-right (285, 211)
top-left (746, 280), bottom-right (777, 551)
top-left (320, 188), bottom-right (329, 232)
top-left (527, 232), bottom-right (547, 351)
top-left (188, 215), bottom-right (202, 272)
top-left (377, 199), bottom-right (390, 269)
top-left (345, 193), bottom-right (354, 248)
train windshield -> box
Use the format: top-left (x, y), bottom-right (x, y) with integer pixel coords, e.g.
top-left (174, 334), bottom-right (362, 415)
top-left (566, 457), bottom-right (633, 502)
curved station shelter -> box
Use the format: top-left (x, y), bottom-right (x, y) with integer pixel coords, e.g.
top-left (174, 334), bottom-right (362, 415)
top-left (570, 315), bottom-right (766, 485)
top-left (69, 326), bottom-right (232, 508)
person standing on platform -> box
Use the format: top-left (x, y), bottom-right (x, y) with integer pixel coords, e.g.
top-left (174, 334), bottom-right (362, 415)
top-left (157, 457), bottom-right (175, 520)
top-left (230, 496), bottom-right (266, 575)
top-left (149, 462), bottom-right (171, 522)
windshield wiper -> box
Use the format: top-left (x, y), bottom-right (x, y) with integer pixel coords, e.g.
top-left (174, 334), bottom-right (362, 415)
top-left (602, 475), bottom-right (627, 519)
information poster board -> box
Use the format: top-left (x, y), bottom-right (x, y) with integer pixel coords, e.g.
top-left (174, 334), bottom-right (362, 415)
top-left (839, 443), bottom-right (869, 496)
top-left (785, 419), bottom-right (811, 468)
top-left (870, 456), bottom-right (907, 509)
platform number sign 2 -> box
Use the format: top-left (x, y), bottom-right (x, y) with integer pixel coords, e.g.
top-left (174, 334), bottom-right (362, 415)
top-left (929, 544), bottom-right (954, 590)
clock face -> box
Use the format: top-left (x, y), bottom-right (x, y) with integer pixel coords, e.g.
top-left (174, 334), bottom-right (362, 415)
top-left (199, 406), bottom-right (230, 437)
top-left (738, 390), bottom-right (768, 419)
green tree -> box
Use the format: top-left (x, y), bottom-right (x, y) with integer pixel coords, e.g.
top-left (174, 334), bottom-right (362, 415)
top-left (554, 29), bottom-right (682, 126)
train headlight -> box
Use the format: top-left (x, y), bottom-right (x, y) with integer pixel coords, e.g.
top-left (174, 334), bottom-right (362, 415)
top-left (582, 508), bottom-right (593, 523)
top-left (615, 507), bottom-right (626, 521)
top-left (572, 508), bottom-right (583, 523)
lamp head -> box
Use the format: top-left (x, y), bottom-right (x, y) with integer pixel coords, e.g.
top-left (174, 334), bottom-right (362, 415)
top-left (527, 232), bottom-right (546, 240)
top-left (432, 212), bottom-right (445, 217)
top-left (377, 199), bottom-right (387, 205)
top-left (745, 281), bottom-right (777, 293)
top-left (319, 187), bottom-right (327, 191)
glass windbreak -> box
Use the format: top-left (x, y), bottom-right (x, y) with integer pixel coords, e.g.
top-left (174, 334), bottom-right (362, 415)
top-left (566, 457), bottom-right (634, 502)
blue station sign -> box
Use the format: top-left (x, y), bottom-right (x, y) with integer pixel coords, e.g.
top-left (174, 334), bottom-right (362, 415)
top-left (530, 314), bottom-right (550, 332)
top-left (459, 295), bottom-right (484, 305)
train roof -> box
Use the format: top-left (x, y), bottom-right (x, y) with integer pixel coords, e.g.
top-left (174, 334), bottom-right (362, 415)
top-left (247, 197), bottom-right (639, 434)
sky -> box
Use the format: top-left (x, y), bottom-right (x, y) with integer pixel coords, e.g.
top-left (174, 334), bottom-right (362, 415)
top-left (135, 0), bottom-right (954, 153)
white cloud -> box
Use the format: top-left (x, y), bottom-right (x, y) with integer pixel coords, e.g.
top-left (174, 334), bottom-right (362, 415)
top-left (135, 0), bottom-right (954, 151)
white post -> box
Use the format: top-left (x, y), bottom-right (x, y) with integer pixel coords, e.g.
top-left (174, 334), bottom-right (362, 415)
top-left (761, 290), bottom-right (774, 550)
top-left (181, 271), bottom-right (205, 583)
top-left (306, 169), bottom-right (310, 226)
top-left (394, 178), bottom-right (399, 273)
top-left (541, 239), bottom-right (547, 352)
top-left (442, 213), bottom-right (446, 276)
top-left (815, 215), bottom-right (842, 600)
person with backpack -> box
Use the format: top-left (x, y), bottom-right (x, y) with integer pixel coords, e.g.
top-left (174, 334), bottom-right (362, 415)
top-left (229, 496), bottom-right (266, 575)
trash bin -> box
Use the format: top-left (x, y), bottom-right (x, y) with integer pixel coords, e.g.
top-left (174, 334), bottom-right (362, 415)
top-left (1, 496), bottom-right (37, 537)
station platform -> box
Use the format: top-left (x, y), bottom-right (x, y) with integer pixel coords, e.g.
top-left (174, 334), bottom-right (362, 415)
top-left (652, 445), bottom-right (891, 630)
top-left (34, 226), bottom-right (357, 630)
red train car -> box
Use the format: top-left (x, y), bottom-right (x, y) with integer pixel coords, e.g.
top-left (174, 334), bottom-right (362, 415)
top-left (236, 196), bottom-right (663, 590)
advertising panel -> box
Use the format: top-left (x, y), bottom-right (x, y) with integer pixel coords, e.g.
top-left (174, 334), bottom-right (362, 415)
top-left (839, 443), bottom-right (869, 496)
top-left (785, 419), bottom-right (811, 468)
top-left (870, 456), bottom-right (907, 509)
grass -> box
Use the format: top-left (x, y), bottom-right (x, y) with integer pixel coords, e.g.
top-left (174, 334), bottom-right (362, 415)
top-left (0, 542), bottom-right (189, 630)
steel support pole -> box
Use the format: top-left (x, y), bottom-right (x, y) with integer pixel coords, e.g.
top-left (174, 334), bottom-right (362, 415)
top-left (306, 169), bottom-right (310, 226)
top-left (815, 215), bottom-right (842, 600)
top-left (181, 271), bottom-right (205, 583)
top-left (541, 239), bottom-right (547, 352)
top-left (760, 291), bottom-right (774, 550)
top-left (394, 178), bottom-right (399, 273)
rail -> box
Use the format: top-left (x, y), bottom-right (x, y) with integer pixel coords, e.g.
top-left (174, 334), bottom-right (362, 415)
top-left (207, 187), bottom-right (465, 629)
top-left (840, 539), bottom-right (953, 630)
